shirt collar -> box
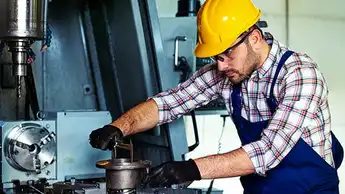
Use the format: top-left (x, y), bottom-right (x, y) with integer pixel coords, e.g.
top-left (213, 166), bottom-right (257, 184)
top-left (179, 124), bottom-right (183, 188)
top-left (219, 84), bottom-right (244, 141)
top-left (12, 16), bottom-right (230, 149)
top-left (252, 32), bottom-right (281, 79)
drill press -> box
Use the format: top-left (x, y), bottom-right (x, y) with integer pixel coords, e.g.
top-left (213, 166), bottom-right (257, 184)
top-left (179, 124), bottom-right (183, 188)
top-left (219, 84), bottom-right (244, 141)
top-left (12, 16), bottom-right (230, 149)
top-left (0, 0), bottom-right (47, 98)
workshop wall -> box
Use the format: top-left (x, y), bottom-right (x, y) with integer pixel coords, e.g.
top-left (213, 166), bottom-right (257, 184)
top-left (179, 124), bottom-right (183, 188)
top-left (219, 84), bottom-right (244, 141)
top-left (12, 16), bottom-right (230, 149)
top-left (155, 0), bottom-right (345, 193)
top-left (288, 0), bottom-right (345, 192)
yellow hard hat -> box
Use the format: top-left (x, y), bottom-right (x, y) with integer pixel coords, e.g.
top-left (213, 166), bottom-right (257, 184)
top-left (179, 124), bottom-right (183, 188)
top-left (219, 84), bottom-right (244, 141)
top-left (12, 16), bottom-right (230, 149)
top-left (194, 0), bottom-right (261, 58)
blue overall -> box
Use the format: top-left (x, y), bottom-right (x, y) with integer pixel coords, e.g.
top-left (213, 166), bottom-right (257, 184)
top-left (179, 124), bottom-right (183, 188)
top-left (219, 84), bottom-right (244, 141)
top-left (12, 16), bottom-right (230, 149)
top-left (231, 51), bottom-right (344, 194)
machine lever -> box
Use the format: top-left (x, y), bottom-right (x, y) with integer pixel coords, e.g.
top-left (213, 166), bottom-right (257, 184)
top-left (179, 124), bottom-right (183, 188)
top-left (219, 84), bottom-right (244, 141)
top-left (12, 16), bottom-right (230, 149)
top-left (174, 36), bottom-right (187, 67)
top-left (188, 110), bottom-right (199, 152)
top-left (111, 139), bottom-right (134, 162)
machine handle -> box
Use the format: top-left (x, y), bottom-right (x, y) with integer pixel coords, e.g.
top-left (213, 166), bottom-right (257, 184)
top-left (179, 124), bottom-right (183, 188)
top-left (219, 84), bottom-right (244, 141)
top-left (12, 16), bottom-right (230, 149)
top-left (174, 36), bottom-right (187, 67)
top-left (173, 36), bottom-right (199, 152)
top-left (188, 110), bottom-right (199, 152)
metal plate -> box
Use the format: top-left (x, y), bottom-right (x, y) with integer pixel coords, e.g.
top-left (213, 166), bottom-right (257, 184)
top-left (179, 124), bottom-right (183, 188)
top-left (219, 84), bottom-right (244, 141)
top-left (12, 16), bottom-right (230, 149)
top-left (3, 122), bottom-right (56, 172)
top-left (56, 111), bottom-right (112, 181)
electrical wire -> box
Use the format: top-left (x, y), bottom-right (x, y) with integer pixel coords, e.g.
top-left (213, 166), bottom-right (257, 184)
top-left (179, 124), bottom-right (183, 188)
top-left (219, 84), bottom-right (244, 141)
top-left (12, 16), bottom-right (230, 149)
top-left (206, 115), bottom-right (228, 194)
top-left (217, 115), bottom-right (227, 154)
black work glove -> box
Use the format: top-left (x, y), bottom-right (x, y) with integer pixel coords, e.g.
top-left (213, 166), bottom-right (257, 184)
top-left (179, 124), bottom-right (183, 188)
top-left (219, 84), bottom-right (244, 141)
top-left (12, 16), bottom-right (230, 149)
top-left (143, 159), bottom-right (201, 188)
top-left (89, 125), bottom-right (123, 150)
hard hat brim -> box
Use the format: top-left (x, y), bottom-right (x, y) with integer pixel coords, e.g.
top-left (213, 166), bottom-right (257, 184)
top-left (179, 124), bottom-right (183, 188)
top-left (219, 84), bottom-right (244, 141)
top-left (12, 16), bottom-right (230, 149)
top-left (194, 38), bottom-right (236, 58)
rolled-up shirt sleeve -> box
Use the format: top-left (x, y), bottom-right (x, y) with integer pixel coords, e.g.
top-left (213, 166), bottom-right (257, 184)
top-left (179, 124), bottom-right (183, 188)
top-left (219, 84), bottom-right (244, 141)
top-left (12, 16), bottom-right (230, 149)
top-left (149, 64), bottom-right (223, 125)
top-left (242, 65), bottom-right (327, 176)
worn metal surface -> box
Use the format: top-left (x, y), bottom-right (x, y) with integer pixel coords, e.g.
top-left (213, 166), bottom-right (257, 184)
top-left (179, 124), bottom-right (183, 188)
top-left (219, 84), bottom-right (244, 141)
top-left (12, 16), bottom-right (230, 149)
top-left (96, 158), bottom-right (150, 190)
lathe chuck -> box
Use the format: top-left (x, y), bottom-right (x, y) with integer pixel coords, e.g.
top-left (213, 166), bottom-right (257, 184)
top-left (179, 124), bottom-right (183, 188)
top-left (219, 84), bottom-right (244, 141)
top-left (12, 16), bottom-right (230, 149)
top-left (3, 122), bottom-right (56, 173)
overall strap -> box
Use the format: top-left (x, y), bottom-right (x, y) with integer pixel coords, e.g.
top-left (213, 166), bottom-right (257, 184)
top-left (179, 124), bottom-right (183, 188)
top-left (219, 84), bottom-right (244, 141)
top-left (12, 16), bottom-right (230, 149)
top-left (232, 50), bottom-right (294, 116)
top-left (269, 50), bottom-right (294, 98)
top-left (231, 83), bottom-right (241, 116)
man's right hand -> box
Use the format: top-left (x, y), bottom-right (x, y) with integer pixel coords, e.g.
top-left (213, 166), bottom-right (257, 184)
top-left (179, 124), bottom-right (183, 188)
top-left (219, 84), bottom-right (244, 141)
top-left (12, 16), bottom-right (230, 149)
top-left (89, 125), bottom-right (124, 150)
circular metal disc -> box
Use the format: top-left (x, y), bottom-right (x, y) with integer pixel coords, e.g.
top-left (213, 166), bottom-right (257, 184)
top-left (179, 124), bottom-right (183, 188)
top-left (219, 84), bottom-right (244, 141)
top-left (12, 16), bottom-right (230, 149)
top-left (96, 158), bottom-right (151, 170)
top-left (4, 122), bottom-right (56, 172)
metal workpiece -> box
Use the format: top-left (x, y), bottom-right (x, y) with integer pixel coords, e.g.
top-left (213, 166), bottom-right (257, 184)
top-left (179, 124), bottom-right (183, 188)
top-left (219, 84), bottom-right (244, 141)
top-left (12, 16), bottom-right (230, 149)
top-left (99, 139), bottom-right (149, 191)
top-left (3, 122), bottom-right (56, 174)
top-left (96, 158), bottom-right (151, 191)
top-left (90, 134), bottom-right (151, 192)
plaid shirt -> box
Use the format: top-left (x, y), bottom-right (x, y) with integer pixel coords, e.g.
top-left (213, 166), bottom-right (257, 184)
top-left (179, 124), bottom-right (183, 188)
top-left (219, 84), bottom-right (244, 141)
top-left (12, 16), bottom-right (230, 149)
top-left (151, 32), bottom-right (333, 176)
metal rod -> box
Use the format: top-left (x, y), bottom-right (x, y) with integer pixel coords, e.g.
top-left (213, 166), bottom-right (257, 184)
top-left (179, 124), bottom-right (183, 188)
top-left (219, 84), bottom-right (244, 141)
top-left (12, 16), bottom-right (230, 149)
top-left (112, 145), bottom-right (117, 159)
top-left (111, 141), bottom-right (133, 162)
top-left (130, 139), bottom-right (133, 163)
top-left (29, 185), bottom-right (44, 194)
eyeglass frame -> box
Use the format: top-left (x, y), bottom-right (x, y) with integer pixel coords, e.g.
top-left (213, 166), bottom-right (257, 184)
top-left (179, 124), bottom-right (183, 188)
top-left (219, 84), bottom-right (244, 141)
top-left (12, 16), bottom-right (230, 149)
top-left (210, 29), bottom-right (255, 62)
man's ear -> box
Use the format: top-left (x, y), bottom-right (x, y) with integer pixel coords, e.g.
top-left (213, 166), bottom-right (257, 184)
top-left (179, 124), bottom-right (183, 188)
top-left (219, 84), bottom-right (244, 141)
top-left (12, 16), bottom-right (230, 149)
top-left (250, 29), bottom-right (263, 50)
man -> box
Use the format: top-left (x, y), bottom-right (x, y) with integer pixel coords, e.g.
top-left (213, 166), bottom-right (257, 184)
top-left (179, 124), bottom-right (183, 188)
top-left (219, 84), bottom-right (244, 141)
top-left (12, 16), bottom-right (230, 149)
top-left (89, 0), bottom-right (344, 193)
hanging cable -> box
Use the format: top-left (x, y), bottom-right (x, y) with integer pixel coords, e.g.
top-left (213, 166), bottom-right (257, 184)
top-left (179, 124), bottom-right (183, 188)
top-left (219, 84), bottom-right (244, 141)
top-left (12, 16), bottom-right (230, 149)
top-left (40, 24), bottom-right (52, 52)
top-left (217, 115), bottom-right (227, 153)
top-left (206, 115), bottom-right (228, 194)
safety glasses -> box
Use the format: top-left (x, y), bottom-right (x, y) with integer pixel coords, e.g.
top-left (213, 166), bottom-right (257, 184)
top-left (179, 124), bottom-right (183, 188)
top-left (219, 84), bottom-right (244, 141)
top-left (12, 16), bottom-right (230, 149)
top-left (210, 29), bottom-right (254, 62)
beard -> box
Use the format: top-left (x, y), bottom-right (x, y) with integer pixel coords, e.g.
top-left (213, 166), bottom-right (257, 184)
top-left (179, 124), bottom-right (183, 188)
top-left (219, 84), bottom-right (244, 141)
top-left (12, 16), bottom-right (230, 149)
top-left (228, 43), bottom-right (260, 84)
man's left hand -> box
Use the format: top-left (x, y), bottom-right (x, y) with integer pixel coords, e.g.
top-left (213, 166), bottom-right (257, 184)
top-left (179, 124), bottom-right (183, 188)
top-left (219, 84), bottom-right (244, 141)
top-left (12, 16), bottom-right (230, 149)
top-left (143, 159), bottom-right (201, 188)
